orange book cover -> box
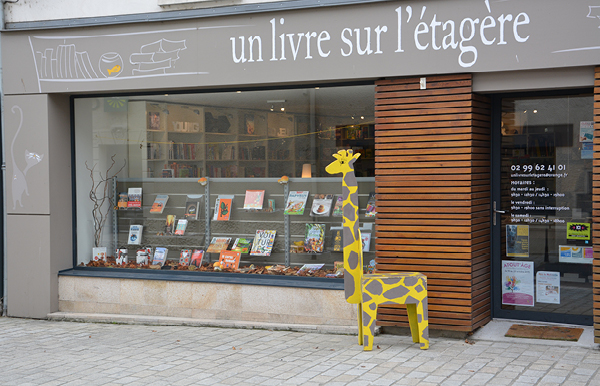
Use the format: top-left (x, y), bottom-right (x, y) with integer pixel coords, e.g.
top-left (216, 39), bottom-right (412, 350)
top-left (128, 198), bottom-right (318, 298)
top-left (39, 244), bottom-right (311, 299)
top-left (218, 250), bottom-right (241, 269)
top-left (217, 198), bottom-right (232, 221)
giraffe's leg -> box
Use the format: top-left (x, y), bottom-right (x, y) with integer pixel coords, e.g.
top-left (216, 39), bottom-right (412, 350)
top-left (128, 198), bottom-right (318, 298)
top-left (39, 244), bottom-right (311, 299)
top-left (406, 303), bottom-right (420, 343)
top-left (416, 300), bottom-right (429, 350)
top-left (357, 303), bottom-right (364, 346)
top-left (362, 301), bottom-right (377, 351)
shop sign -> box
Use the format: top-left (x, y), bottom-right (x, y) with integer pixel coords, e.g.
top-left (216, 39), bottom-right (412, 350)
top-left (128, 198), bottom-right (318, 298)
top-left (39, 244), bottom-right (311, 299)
top-left (3, 0), bottom-right (600, 94)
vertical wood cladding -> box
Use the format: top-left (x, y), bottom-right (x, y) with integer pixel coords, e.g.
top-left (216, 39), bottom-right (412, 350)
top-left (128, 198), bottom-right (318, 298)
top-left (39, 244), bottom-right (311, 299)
top-left (593, 67), bottom-right (600, 343)
top-left (374, 74), bottom-right (492, 332)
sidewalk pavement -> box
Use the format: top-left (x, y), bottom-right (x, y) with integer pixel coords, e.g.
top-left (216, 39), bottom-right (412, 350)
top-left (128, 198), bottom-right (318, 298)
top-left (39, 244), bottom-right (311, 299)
top-left (1, 315), bottom-right (599, 386)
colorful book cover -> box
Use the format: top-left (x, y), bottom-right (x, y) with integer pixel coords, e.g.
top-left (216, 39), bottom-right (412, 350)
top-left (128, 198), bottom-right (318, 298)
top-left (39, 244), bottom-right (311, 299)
top-left (117, 192), bottom-right (128, 209)
top-left (330, 226), bottom-right (343, 252)
top-left (206, 237), bottom-right (232, 253)
top-left (128, 225), bottom-right (143, 245)
top-left (332, 196), bottom-right (344, 216)
top-left (311, 194), bottom-right (334, 217)
top-left (179, 249), bottom-right (192, 266)
top-left (218, 250), bottom-right (242, 270)
top-left (165, 215), bottom-right (176, 235)
top-left (190, 249), bottom-right (205, 267)
top-left (284, 191), bottom-right (309, 215)
top-left (245, 114), bottom-right (255, 135)
top-left (305, 224), bottom-right (326, 253)
top-left (365, 192), bottom-right (376, 217)
top-left (217, 198), bottom-right (232, 221)
top-left (150, 194), bottom-right (169, 213)
top-left (152, 247), bottom-right (168, 266)
top-left (213, 195), bottom-right (234, 220)
top-left (184, 195), bottom-right (203, 220)
top-left (361, 233), bottom-right (371, 252)
top-left (162, 169), bottom-right (174, 178)
top-left (232, 238), bottom-right (253, 253)
top-left (250, 230), bottom-right (276, 256)
top-left (243, 190), bottom-right (265, 210)
top-left (174, 219), bottom-right (188, 235)
top-left (127, 187), bottom-right (142, 208)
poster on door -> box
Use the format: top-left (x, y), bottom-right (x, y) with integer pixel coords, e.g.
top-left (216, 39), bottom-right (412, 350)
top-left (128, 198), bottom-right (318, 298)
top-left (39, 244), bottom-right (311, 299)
top-left (506, 224), bottom-right (529, 258)
top-left (536, 271), bottom-right (560, 304)
top-left (566, 222), bottom-right (590, 241)
top-left (559, 245), bottom-right (593, 265)
top-left (502, 260), bottom-right (534, 307)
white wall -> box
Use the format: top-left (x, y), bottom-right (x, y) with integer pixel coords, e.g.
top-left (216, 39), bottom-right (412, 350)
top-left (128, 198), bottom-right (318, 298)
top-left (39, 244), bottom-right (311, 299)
top-left (4, 0), bottom-right (285, 23)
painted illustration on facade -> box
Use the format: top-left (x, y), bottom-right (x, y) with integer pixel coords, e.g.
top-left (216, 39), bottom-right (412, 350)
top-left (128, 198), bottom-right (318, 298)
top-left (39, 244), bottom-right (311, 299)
top-left (129, 38), bottom-right (187, 75)
top-left (10, 106), bottom-right (45, 209)
top-left (28, 29), bottom-right (203, 91)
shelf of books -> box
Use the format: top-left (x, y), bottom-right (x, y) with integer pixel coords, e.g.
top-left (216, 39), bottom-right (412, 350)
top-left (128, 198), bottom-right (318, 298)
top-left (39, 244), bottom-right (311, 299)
top-left (114, 179), bottom-right (207, 266)
top-left (127, 101), bottom-right (353, 180)
top-left (107, 177), bottom-right (375, 272)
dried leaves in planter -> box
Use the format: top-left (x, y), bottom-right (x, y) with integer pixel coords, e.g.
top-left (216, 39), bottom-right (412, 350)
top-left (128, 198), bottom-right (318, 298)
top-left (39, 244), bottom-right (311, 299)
top-left (84, 258), bottom-right (339, 277)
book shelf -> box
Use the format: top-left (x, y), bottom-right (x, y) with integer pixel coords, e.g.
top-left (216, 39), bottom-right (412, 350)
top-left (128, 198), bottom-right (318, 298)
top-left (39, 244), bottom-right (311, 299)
top-left (126, 101), bottom-right (353, 179)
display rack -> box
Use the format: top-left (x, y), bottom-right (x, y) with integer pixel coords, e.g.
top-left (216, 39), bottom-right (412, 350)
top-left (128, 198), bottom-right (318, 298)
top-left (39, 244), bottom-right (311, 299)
top-left (111, 177), bottom-right (375, 268)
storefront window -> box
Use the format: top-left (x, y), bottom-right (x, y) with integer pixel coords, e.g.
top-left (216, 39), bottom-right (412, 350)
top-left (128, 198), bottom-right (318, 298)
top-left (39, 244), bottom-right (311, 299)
top-left (500, 93), bottom-right (593, 318)
top-left (74, 85), bottom-right (375, 274)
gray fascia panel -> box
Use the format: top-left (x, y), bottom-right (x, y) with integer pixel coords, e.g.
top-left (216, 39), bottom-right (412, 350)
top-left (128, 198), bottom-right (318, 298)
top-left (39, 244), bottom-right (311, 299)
top-left (5, 0), bottom-right (390, 31)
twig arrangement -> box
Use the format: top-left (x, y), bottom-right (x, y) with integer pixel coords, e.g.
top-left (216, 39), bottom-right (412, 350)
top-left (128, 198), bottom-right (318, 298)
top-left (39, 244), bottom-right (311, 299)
top-left (85, 155), bottom-right (126, 248)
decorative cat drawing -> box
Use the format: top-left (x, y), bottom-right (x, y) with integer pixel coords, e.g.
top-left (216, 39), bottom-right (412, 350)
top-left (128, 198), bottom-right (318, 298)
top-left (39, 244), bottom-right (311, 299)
top-left (11, 106), bottom-right (44, 209)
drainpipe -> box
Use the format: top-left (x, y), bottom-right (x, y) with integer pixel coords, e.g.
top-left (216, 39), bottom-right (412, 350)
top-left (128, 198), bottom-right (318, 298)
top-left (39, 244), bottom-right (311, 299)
top-left (0, 0), bottom-right (18, 317)
top-left (1, 1), bottom-right (7, 316)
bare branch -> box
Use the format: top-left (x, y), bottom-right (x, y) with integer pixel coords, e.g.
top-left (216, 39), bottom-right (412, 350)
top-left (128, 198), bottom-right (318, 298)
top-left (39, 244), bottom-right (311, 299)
top-left (86, 156), bottom-right (127, 248)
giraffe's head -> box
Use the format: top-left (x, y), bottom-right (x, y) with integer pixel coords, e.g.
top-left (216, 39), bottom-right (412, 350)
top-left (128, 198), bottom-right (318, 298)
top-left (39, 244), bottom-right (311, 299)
top-left (325, 149), bottom-right (361, 176)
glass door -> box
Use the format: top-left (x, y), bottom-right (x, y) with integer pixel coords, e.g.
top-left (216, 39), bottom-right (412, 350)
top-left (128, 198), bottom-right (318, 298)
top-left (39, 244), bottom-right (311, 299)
top-left (492, 92), bottom-right (593, 325)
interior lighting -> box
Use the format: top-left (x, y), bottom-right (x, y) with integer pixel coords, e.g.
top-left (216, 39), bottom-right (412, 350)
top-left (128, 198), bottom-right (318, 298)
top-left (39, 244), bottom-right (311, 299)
top-left (302, 163), bottom-right (312, 178)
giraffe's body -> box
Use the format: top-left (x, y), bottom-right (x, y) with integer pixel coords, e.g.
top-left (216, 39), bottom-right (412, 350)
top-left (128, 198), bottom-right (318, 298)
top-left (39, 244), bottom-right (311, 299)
top-left (326, 149), bottom-right (429, 351)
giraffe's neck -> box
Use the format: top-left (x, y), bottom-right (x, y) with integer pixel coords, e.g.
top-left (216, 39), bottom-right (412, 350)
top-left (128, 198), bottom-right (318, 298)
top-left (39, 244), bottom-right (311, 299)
top-left (342, 170), bottom-right (359, 237)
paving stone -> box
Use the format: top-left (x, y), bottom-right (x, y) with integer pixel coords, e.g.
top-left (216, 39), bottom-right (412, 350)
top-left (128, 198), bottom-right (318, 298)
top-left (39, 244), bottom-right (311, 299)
top-left (1, 318), bottom-right (600, 386)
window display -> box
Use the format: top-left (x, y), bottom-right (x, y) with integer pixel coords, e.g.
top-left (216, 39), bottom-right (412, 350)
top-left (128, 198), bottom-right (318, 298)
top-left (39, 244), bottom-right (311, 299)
top-left (74, 85), bottom-right (375, 276)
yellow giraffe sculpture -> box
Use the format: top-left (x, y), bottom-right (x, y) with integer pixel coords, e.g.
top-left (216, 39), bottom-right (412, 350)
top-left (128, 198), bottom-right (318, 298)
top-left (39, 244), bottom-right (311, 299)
top-left (326, 149), bottom-right (429, 351)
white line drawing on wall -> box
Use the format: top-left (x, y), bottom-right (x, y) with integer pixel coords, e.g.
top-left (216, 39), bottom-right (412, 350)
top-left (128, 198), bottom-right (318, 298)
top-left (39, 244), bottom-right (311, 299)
top-left (587, 5), bottom-right (600, 25)
top-left (28, 25), bottom-right (251, 92)
top-left (552, 5), bottom-right (600, 53)
top-left (130, 38), bottom-right (187, 75)
top-left (36, 44), bottom-right (100, 80)
top-left (99, 52), bottom-right (124, 78)
top-left (10, 106), bottom-right (45, 210)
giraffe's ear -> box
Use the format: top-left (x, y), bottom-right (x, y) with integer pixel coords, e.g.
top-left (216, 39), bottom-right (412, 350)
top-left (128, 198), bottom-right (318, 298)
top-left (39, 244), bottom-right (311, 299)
top-left (354, 152), bottom-right (361, 160)
top-left (332, 153), bottom-right (341, 160)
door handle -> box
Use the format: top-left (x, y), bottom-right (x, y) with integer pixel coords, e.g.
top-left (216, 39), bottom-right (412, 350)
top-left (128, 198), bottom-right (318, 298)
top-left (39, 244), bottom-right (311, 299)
top-left (493, 202), bottom-right (505, 226)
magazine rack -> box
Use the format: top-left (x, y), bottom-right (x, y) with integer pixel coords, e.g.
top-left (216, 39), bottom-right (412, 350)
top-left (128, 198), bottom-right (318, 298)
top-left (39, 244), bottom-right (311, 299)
top-left (108, 177), bottom-right (375, 269)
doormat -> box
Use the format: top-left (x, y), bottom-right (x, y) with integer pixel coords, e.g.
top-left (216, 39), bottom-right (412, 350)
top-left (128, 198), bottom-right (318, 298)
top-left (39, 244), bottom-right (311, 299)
top-left (505, 324), bottom-right (584, 341)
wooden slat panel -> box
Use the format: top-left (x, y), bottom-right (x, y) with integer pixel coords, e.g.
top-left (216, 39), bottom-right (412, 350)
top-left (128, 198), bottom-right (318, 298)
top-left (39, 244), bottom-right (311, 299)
top-left (375, 74), bottom-right (491, 332)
